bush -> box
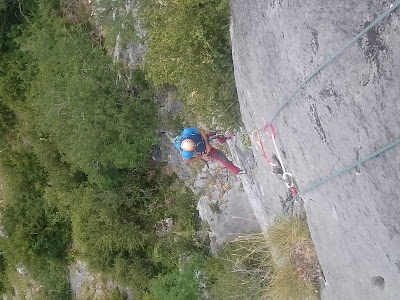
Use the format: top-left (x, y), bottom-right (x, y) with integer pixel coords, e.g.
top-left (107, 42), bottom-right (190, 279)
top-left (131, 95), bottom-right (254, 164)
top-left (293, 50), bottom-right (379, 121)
top-left (152, 232), bottom-right (202, 271)
top-left (0, 1), bottom-right (222, 298)
top-left (70, 187), bottom-right (150, 266)
top-left (151, 254), bottom-right (206, 300)
top-left (0, 146), bottom-right (72, 299)
top-left (0, 147), bottom-right (71, 265)
top-left (143, 0), bottom-right (240, 128)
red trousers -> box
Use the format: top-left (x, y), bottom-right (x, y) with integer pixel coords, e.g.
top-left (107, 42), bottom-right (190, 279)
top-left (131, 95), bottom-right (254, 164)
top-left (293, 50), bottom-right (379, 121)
top-left (205, 134), bottom-right (240, 174)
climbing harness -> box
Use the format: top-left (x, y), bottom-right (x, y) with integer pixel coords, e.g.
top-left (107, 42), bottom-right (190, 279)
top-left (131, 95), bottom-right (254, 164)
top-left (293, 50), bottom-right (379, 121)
top-left (225, 131), bottom-right (235, 139)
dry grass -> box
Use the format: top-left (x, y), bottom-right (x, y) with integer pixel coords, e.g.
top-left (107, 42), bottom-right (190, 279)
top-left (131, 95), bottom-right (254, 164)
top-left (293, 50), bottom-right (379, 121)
top-left (229, 215), bottom-right (322, 300)
top-left (233, 232), bottom-right (274, 273)
top-left (267, 216), bottom-right (322, 282)
top-left (206, 236), bottom-right (274, 300)
top-left (268, 262), bottom-right (319, 300)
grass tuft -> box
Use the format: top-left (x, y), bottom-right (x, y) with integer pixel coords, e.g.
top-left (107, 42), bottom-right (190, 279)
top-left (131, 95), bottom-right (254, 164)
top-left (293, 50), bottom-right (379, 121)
top-left (267, 216), bottom-right (311, 259)
top-left (269, 262), bottom-right (319, 300)
top-left (219, 215), bottom-right (322, 300)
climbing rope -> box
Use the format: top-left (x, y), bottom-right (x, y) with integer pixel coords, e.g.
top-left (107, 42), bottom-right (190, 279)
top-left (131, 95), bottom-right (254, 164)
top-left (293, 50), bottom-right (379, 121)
top-left (218, 1), bottom-right (400, 134)
top-left (245, 1), bottom-right (400, 211)
top-left (282, 137), bottom-right (400, 214)
top-left (275, 1), bottom-right (400, 212)
top-left (225, 0), bottom-right (400, 152)
top-left (212, 2), bottom-right (400, 214)
top-left (268, 0), bottom-right (400, 125)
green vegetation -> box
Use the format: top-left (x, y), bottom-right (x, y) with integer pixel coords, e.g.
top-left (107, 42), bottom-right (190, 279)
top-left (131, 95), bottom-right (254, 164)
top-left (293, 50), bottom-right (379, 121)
top-left (0, 143), bottom-right (72, 298)
top-left (208, 201), bottom-right (221, 214)
top-left (148, 216), bottom-right (321, 300)
top-left (88, 0), bottom-right (141, 50)
top-left (109, 288), bottom-right (128, 300)
top-left (0, 0), bottom-right (198, 298)
top-left (0, 254), bottom-right (6, 293)
top-left (150, 254), bottom-right (205, 300)
top-left (143, 0), bottom-right (241, 129)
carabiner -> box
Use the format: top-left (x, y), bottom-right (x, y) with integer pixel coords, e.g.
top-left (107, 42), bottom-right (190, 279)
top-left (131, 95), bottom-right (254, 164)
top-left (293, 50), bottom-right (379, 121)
top-left (264, 123), bottom-right (276, 139)
top-left (251, 129), bottom-right (261, 144)
top-left (282, 172), bottom-right (297, 195)
top-left (251, 129), bottom-right (277, 166)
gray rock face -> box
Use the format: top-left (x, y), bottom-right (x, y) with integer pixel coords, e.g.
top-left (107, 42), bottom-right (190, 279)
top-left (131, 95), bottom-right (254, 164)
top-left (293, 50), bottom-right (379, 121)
top-left (157, 96), bottom-right (260, 250)
top-left (230, 1), bottom-right (400, 299)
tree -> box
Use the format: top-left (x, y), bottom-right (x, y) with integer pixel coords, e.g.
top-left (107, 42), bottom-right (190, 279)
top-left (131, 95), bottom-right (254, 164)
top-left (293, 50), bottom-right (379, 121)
top-left (1, 3), bottom-right (158, 186)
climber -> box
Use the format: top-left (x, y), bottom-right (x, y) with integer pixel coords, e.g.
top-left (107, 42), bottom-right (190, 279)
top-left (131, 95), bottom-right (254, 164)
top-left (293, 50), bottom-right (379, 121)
top-left (174, 127), bottom-right (246, 175)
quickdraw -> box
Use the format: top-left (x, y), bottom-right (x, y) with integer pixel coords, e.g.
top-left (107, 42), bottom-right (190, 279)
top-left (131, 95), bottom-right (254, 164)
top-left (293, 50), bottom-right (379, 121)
top-left (251, 129), bottom-right (280, 167)
top-left (264, 123), bottom-right (297, 196)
